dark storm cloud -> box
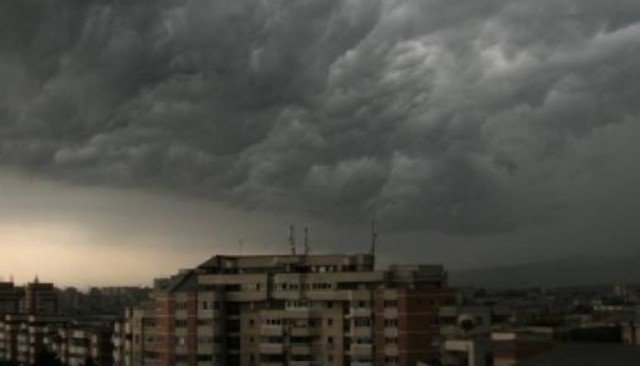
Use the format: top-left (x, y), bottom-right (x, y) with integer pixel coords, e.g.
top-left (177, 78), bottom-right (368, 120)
top-left (2, 0), bottom-right (640, 234)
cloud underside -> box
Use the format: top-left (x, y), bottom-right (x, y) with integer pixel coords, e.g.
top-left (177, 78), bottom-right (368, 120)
top-left (2, 0), bottom-right (640, 235)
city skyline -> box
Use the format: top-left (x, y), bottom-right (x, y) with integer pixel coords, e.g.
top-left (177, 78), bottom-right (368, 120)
top-left (2, 0), bottom-right (640, 287)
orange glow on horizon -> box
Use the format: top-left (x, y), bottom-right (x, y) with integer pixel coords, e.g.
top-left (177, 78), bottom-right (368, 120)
top-left (0, 222), bottom-right (212, 288)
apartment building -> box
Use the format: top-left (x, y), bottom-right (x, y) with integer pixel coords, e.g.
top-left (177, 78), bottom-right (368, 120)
top-left (59, 324), bottom-right (114, 366)
top-left (24, 280), bottom-right (58, 315)
top-left (0, 282), bottom-right (23, 315)
top-left (0, 279), bottom-right (58, 317)
top-left (0, 315), bottom-right (115, 366)
top-left (120, 253), bottom-right (456, 366)
top-left (0, 314), bottom-right (68, 365)
top-left (113, 303), bottom-right (158, 366)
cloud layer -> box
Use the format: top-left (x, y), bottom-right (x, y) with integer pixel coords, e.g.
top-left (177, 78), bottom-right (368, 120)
top-left (2, 0), bottom-right (640, 235)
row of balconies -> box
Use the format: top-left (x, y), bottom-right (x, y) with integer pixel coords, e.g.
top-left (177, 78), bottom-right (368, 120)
top-left (257, 343), bottom-right (373, 357)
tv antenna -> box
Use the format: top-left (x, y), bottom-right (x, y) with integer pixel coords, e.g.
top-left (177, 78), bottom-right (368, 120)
top-left (303, 226), bottom-right (310, 255)
top-left (370, 220), bottom-right (378, 259)
top-left (289, 224), bottom-right (297, 255)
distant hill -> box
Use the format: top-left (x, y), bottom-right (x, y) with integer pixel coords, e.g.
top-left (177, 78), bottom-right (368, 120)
top-left (449, 255), bottom-right (640, 289)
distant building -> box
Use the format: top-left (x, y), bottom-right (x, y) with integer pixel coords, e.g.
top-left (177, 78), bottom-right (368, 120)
top-left (116, 253), bottom-right (456, 366)
top-left (0, 277), bottom-right (126, 366)
top-left (0, 314), bottom-right (115, 366)
top-left (0, 277), bottom-right (59, 317)
top-left (24, 278), bottom-right (58, 315)
top-left (0, 282), bottom-right (23, 315)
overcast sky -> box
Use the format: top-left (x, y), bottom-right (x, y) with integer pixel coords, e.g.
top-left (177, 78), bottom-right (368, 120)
top-left (1, 0), bottom-right (640, 286)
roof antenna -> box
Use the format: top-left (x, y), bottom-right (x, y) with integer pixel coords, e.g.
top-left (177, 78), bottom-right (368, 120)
top-left (304, 226), bottom-right (310, 255)
top-left (289, 224), bottom-right (297, 255)
top-left (370, 220), bottom-right (378, 262)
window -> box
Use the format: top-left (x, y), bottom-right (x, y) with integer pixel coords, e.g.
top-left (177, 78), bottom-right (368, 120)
top-left (385, 356), bottom-right (399, 364)
top-left (384, 300), bottom-right (398, 307)
top-left (287, 300), bottom-right (310, 308)
top-left (198, 336), bottom-right (214, 344)
top-left (175, 301), bottom-right (188, 310)
top-left (175, 319), bottom-right (188, 328)
top-left (354, 318), bottom-right (371, 327)
top-left (384, 319), bottom-right (398, 327)
top-left (355, 337), bottom-right (372, 344)
top-left (143, 351), bottom-right (160, 360)
top-left (197, 319), bottom-right (213, 326)
top-left (175, 354), bottom-right (188, 362)
top-left (202, 301), bottom-right (220, 310)
top-left (327, 318), bottom-right (333, 326)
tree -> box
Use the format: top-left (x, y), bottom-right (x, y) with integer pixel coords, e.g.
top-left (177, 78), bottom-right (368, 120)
top-left (34, 349), bottom-right (63, 366)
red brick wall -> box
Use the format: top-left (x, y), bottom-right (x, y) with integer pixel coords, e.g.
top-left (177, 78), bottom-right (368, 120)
top-left (397, 289), bottom-right (456, 366)
top-left (156, 294), bottom-right (175, 366)
top-left (187, 292), bottom-right (198, 366)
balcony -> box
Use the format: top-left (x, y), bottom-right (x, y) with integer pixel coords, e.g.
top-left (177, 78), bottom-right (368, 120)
top-left (439, 306), bottom-right (458, 318)
top-left (347, 308), bottom-right (373, 318)
top-left (383, 308), bottom-right (398, 318)
top-left (68, 346), bottom-right (88, 356)
top-left (384, 344), bottom-right (398, 355)
top-left (289, 362), bottom-right (311, 366)
top-left (350, 344), bottom-right (373, 356)
top-left (350, 362), bottom-right (373, 366)
top-left (347, 327), bottom-right (373, 338)
top-left (383, 328), bottom-right (398, 337)
top-left (259, 343), bottom-right (284, 354)
top-left (290, 326), bottom-right (321, 337)
top-left (289, 344), bottom-right (311, 355)
top-left (260, 325), bottom-right (284, 336)
top-left (17, 345), bottom-right (29, 353)
top-left (440, 325), bottom-right (459, 337)
top-left (197, 310), bottom-right (223, 319)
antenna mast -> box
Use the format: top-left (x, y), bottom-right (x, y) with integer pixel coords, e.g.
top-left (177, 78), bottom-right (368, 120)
top-left (289, 224), bottom-right (297, 255)
top-left (370, 220), bottom-right (378, 261)
top-left (303, 227), bottom-right (310, 255)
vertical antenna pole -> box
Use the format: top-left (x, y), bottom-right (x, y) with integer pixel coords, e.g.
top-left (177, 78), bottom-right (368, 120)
top-left (289, 224), bottom-right (297, 255)
top-left (304, 227), bottom-right (310, 255)
top-left (371, 220), bottom-right (378, 263)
